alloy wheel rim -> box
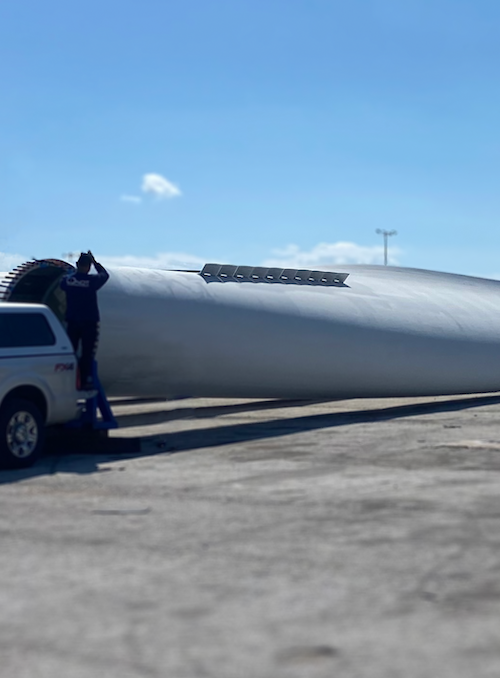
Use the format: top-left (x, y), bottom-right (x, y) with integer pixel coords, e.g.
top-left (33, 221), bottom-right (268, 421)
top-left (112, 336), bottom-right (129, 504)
top-left (6, 411), bottom-right (38, 459)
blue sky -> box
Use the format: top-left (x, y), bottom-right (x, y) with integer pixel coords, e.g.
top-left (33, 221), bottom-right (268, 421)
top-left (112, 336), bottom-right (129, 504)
top-left (1, 0), bottom-right (500, 276)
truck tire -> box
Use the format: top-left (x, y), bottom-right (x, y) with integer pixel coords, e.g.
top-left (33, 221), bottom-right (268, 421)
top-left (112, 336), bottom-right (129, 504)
top-left (0, 398), bottom-right (45, 469)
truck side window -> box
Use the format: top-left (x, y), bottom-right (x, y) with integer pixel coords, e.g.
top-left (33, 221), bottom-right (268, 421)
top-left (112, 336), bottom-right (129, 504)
top-left (0, 313), bottom-right (56, 348)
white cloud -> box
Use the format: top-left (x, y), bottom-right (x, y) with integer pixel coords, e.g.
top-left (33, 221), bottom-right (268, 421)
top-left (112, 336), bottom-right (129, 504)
top-left (97, 241), bottom-right (400, 272)
top-left (99, 251), bottom-right (205, 270)
top-left (0, 241), bottom-right (400, 280)
top-left (120, 194), bottom-right (142, 204)
top-left (141, 173), bottom-right (181, 200)
top-left (0, 251), bottom-right (29, 275)
top-left (263, 241), bottom-right (401, 268)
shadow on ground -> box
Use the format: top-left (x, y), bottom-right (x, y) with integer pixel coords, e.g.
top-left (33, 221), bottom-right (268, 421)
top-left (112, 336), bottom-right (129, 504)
top-left (113, 398), bottom-right (333, 428)
top-left (1, 393), bottom-right (500, 484)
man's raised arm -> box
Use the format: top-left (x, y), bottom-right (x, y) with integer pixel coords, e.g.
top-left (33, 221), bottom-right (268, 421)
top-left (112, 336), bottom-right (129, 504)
top-left (88, 251), bottom-right (110, 289)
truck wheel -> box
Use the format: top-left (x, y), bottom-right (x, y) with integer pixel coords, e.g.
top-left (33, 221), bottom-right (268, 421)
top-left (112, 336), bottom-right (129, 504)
top-left (0, 399), bottom-right (45, 469)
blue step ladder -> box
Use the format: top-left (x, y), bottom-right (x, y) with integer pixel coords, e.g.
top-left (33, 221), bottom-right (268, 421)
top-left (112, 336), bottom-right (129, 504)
top-left (66, 361), bottom-right (117, 431)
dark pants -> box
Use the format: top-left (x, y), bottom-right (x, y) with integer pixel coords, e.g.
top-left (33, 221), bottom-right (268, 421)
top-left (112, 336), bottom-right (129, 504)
top-left (67, 321), bottom-right (99, 387)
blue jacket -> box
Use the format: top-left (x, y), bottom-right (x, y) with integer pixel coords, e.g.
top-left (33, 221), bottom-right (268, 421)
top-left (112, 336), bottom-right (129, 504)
top-left (60, 263), bottom-right (110, 322)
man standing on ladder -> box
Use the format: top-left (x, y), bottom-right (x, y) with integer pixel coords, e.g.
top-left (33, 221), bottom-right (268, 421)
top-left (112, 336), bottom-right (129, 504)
top-left (60, 251), bottom-right (109, 390)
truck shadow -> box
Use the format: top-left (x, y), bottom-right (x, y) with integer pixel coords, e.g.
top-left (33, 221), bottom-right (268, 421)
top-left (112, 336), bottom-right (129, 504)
top-left (1, 393), bottom-right (500, 483)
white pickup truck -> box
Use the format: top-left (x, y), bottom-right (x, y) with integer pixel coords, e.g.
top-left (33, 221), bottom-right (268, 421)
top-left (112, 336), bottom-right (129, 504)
top-left (0, 303), bottom-right (80, 468)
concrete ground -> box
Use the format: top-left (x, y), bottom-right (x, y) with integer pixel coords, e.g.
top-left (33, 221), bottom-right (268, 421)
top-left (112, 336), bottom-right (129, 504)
top-left (1, 393), bottom-right (500, 677)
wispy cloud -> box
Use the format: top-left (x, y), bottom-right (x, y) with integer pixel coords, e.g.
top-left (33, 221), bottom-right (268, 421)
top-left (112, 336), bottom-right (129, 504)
top-left (77, 241), bottom-right (401, 272)
top-left (120, 194), bottom-right (142, 204)
top-left (99, 251), bottom-right (204, 270)
top-left (0, 251), bottom-right (30, 274)
top-left (1, 246), bottom-right (499, 281)
top-left (97, 241), bottom-right (399, 271)
top-left (0, 241), bottom-right (400, 278)
top-left (141, 173), bottom-right (181, 200)
top-left (263, 241), bottom-right (401, 268)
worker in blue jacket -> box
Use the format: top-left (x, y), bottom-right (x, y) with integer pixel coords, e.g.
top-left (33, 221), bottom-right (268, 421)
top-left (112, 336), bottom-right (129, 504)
top-left (60, 251), bottom-right (109, 389)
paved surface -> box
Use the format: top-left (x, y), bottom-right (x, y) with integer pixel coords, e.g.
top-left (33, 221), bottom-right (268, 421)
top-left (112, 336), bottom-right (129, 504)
top-left (1, 393), bottom-right (500, 677)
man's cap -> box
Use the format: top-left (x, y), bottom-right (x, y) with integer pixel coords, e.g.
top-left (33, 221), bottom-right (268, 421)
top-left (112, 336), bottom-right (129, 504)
top-left (77, 253), bottom-right (92, 267)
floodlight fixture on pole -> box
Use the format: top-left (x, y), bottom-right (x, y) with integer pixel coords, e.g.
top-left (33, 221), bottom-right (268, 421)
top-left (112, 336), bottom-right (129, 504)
top-left (376, 229), bottom-right (397, 266)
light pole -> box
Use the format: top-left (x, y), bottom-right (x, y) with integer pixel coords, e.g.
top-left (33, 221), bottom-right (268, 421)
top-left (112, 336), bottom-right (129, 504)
top-left (376, 229), bottom-right (397, 266)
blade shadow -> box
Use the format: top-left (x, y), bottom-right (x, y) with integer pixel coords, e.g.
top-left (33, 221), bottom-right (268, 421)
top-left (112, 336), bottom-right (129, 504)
top-left (136, 392), bottom-right (500, 455)
top-left (1, 392), bottom-right (499, 484)
top-left (113, 398), bottom-right (333, 428)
